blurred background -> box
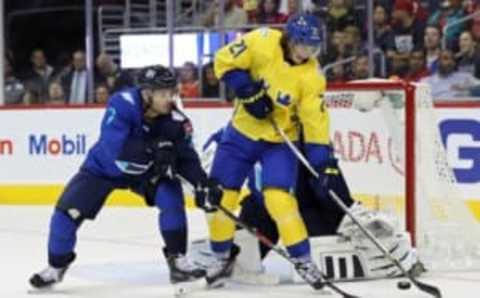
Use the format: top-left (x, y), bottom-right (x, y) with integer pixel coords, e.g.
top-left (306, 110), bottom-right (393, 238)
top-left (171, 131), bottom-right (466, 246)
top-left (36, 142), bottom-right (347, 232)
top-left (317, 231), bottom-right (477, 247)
top-left (2, 0), bottom-right (480, 105)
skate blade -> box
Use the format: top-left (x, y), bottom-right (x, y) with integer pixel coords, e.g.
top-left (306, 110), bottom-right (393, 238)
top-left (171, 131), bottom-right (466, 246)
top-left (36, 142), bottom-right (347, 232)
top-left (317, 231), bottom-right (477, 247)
top-left (27, 287), bottom-right (64, 295)
top-left (173, 278), bottom-right (207, 297)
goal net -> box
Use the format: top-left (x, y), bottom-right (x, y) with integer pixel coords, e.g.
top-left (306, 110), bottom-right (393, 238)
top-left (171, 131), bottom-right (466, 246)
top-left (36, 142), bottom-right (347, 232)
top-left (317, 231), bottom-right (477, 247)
top-left (325, 80), bottom-right (480, 271)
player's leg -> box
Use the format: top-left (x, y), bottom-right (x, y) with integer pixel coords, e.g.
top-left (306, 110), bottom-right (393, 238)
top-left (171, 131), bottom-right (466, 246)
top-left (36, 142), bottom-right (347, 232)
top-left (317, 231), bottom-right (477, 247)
top-left (206, 125), bottom-right (259, 285)
top-left (296, 163), bottom-right (354, 236)
top-left (30, 170), bottom-right (116, 289)
top-left (238, 194), bottom-right (279, 259)
top-left (260, 143), bottom-right (324, 287)
top-left (153, 178), bottom-right (206, 283)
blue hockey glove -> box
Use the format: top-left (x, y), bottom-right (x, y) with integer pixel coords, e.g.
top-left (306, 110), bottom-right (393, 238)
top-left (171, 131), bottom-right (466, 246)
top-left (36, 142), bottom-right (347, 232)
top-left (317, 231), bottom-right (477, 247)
top-left (194, 178), bottom-right (223, 211)
top-left (238, 81), bottom-right (273, 119)
top-left (222, 70), bottom-right (273, 119)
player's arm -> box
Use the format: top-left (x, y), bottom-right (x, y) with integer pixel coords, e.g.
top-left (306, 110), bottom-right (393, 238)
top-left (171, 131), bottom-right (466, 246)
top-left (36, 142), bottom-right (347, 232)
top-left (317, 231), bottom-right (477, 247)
top-left (297, 73), bottom-right (331, 167)
top-left (296, 73), bottom-right (346, 200)
top-left (214, 30), bottom-right (273, 119)
top-left (95, 93), bottom-right (142, 177)
top-left (152, 116), bottom-right (222, 209)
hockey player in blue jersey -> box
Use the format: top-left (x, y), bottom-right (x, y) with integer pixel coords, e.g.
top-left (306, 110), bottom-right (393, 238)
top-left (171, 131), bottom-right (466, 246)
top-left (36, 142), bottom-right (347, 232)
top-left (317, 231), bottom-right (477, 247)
top-left (29, 65), bottom-right (222, 289)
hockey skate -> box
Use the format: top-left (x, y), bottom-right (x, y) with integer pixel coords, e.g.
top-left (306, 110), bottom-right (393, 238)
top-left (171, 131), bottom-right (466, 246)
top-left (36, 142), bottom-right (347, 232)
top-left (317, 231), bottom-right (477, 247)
top-left (29, 266), bottom-right (69, 289)
top-left (164, 248), bottom-right (207, 284)
top-left (292, 257), bottom-right (326, 290)
top-left (205, 244), bottom-right (240, 288)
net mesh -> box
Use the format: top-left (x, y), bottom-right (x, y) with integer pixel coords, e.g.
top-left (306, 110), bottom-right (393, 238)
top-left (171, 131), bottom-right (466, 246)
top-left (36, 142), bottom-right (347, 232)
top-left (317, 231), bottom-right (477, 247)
top-left (413, 83), bottom-right (480, 271)
top-left (326, 81), bottom-right (480, 271)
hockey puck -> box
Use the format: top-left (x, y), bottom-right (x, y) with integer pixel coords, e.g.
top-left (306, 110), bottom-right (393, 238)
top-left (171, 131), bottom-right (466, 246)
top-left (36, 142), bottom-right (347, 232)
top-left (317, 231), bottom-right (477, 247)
top-left (397, 281), bottom-right (411, 290)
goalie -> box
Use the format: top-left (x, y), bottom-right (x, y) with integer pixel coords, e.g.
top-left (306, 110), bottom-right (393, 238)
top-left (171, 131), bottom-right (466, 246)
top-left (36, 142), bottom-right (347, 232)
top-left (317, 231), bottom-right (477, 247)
top-left (199, 128), bottom-right (424, 284)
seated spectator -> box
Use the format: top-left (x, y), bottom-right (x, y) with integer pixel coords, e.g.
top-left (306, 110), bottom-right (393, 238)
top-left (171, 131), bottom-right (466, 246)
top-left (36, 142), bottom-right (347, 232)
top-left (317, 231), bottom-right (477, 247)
top-left (61, 50), bottom-right (89, 104)
top-left (53, 52), bottom-right (72, 81)
top-left (344, 25), bottom-right (364, 57)
top-left (325, 62), bottom-right (348, 83)
top-left (244, 0), bottom-right (258, 22)
top-left (322, 29), bottom-right (349, 65)
top-left (349, 55), bottom-right (370, 80)
top-left (24, 48), bottom-right (56, 103)
top-left (96, 52), bottom-right (134, 93)
top-left (286, 0), bottom-right (301, 17)
top-left (4, 57), bottom-right (26, 105)
top-left (424, 25), bottom-right (442, 73)
top-left (179, 62), bottom-right (199, 98)
top-left (421, 49), bottom-right (480, 99)
top-left (389, 52), bottom-right (410, 79)
top-left (202, 62), bottom-right (220, 98)
top-left (470, 4), bottom-right (480, 41)
top-left (428, 0), bottom-right (465, 48)
top-left (404, 50), bottom-right (430, 81)
top-left (391, 0), bottom-right (426, 55)
top-left (373, 4), bottom-right (396, 55)
top-left (455, 30), bottom-right (480, 78)
top-left (95, 84), bottom-right (110, 104)
top-left (201, 0), bottom-right (248, 27)
top-left (253, 0), bottom-right (288, 25)
top-left (325, 0), bottom-right (359, 32)
top-left (46, 81), bottom-right (66, 105)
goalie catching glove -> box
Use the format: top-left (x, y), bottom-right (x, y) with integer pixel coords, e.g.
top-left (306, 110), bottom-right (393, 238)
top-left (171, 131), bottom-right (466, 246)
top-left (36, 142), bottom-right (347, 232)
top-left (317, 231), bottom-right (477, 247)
top-left (337, 202), bottom-right (397, 240)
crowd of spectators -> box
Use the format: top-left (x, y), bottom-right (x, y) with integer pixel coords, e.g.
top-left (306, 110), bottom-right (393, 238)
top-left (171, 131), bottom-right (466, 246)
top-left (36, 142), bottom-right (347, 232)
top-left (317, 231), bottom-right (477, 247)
top-left (5, 0), bottom-right (480, 105)
top-left (3, 49), bottom-right (136, 105)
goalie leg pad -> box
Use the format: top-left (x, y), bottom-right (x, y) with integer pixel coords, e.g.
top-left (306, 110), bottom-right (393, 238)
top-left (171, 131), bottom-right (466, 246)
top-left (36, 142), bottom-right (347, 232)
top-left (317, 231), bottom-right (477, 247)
top-left (292, 234), bottom-right (418, 283)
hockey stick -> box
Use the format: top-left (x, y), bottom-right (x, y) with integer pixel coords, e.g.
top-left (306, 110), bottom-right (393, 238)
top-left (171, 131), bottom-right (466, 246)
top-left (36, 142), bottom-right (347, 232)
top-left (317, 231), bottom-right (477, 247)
top-left (215, 204), bottom-right (360, 298)
top-left (172, 174), bottom-right (358, 297)
top-left (269, 118), bottom-right (442, 298)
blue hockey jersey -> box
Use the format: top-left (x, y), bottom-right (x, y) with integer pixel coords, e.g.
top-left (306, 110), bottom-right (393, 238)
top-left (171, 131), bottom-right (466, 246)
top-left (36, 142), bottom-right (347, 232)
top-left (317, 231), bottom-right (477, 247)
top-left (82, 87), bottom-right (206, 186)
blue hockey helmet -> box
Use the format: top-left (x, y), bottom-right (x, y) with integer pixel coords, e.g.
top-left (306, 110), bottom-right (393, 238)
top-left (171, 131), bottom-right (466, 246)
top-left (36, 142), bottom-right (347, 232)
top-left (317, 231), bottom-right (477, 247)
top-left (286, 13), bottom-right (323, 50)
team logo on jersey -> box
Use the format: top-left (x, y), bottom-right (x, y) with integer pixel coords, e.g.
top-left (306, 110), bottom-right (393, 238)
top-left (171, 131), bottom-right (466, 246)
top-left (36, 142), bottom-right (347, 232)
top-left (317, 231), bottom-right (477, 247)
top-left (105, 107), bottom-right (117, 125)
top-left (276, 91), bottom-right (291, 106)
top-left (146, 69), bottom-right (156, 79)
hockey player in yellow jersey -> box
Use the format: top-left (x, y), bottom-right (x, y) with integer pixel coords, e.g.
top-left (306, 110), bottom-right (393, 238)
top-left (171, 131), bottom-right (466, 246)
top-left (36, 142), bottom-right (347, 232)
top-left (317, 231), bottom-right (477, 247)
top-left (205, 14), bottom-right (331, 288)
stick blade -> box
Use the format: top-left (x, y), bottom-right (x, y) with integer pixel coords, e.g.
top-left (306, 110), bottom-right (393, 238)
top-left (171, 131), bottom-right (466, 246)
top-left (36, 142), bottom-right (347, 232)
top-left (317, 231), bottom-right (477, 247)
top-left (413, 279), bottom-right (442, 298)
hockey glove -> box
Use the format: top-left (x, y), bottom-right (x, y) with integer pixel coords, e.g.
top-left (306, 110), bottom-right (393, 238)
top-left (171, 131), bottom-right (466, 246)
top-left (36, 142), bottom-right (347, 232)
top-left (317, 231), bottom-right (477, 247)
top-left (237, 81), bottom-right (273, 119)
top-left (150, 138), bottom-right (176, 179)
top-left (309, 158), bottom-right (341, 200)
top-left (337, 202), bottom-right (397, 240)
top-left (194, 178), bottom-right (223, 211)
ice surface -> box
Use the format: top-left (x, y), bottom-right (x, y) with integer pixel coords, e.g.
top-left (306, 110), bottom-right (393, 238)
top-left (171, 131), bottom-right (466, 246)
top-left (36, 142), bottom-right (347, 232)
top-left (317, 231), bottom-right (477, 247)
top-left (1, 206), bottom-right (479, 298)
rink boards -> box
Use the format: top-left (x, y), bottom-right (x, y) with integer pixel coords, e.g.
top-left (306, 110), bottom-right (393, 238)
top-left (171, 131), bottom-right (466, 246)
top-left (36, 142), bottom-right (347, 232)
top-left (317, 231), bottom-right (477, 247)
top-left (0, 102), bottom-right (479, 221)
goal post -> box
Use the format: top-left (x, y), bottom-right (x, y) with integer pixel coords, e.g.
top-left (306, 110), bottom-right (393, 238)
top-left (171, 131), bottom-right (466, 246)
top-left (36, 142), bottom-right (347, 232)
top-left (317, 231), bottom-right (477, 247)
top-left (324, 80), bottom-right (480, 271)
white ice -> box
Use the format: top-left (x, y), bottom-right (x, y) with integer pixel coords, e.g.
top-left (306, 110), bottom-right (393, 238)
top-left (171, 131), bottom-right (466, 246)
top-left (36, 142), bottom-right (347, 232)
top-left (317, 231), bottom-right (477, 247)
top-left (1, 206), bottom-right (479, 298)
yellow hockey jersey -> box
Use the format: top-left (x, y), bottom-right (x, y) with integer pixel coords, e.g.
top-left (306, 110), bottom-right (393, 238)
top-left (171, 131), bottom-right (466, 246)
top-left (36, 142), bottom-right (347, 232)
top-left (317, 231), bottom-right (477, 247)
top-left (214, 28), bottom-right (329, 145)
